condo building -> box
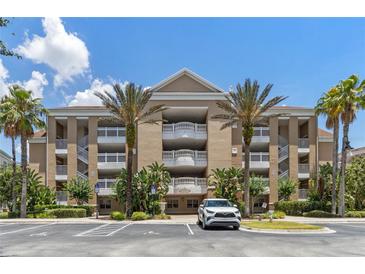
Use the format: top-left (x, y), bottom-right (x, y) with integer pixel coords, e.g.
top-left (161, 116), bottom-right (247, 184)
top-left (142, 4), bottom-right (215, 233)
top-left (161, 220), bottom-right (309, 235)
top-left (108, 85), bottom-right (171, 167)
top-left (28, 69), bottom-right (333, 214)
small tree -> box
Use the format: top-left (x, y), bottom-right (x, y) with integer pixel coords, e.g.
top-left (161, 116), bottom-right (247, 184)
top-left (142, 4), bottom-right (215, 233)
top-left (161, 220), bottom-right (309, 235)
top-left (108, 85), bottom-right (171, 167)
top-left (65, 177), bottom-right (93, 205)
top-left (346, 156), bottom-right (365, 210)
top-left (27, 169), bottom-right (55, 211)
top-left (249, 176), bottom-right (266, 214)
top-left (208, 167), bottom-right (242, 205)
top-left (0, 166), bottom-right (21, 210)
top-left (278, 178), bottom-right (297, 201)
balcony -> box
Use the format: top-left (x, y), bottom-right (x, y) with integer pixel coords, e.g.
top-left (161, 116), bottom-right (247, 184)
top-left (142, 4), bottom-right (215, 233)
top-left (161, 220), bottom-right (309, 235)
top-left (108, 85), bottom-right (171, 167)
top-left (168, 177), bottom-right (207, 195)
top-left (56, 191), bottom-right (68, 205)
top-left (97, 153), bottom-right (126, 171)
top-left (55, 165), bottom-right (67, 181)
top-left (298, 163), bottom-right (310, 179)
top-left (97, 127), bottom-right (126, 146)
top-left (298, 188), bottom-right (309, 200)
top-left (97, 178), bottom-right (116, 196)
top-left (163, 122), bottom-right (207, 149)
top-left (242, 152), bottom-right (270, 170)
top-left (242, 127), bottom-right (270, 148)
top-left (55, 139), bottom-right (67, 155)
top-left (163, 150), bottom-right (207, 172)
top-left (298, 138), bottom-right (309, 154)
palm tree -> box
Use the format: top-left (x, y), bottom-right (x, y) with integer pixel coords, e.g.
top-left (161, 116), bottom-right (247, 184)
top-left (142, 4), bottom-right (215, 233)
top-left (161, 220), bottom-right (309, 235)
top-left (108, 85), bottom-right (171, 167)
top-left (95, 83), bottom-right (167, 217)
top-left (0, 91), bottom-right (20, 213)
top-left (212, 79), bottom-right (286, 216)
top-left (1, 85), bottom-right (48, 217)
top-left (315, 87), bottom-right (342, 214)
top-left (336, 75), bottom-right (365, 217)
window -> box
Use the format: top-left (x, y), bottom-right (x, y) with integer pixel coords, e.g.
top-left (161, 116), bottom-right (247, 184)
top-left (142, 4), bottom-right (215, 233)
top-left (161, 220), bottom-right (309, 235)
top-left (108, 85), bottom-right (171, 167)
top-left (100, 199), bottom-right (111, 209)
top-left (187, 199), bottom-right (199, 208)
top-left (167, 199), bottom-right (178, 209)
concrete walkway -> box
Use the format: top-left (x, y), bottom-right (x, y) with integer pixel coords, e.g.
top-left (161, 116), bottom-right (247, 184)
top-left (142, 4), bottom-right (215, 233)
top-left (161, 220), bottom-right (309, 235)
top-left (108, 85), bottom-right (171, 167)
top-left (1, 214), bottom-right (365, 224)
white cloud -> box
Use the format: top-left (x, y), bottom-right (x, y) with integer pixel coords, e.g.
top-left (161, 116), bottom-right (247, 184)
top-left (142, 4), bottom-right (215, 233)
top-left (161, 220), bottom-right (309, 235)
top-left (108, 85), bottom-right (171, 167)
top-left (21, 71), bottom-right (48, 98)
top-left (16, 17), bottom-right (89, 87)
top-left (68, 79), bottom-right (114, 106)
top-left (0, 59), bottom-right (48, 98)
top-left (0, 59), bottom-right (10, 97)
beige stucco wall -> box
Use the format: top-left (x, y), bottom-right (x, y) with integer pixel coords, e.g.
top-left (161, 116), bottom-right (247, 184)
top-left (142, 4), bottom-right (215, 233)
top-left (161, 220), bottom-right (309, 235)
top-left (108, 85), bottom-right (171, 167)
top-left (47, 117), bottom-right (56, 188)
top-left (308, 117), bottom-right (317, 178)
top-left (88, 117), bottom-right (98, 204)
top-left (289, 117), bottom-right (299, 199)
top-left (67, 117), bottom-right (77, 181)
top-left (231, 124), bottom-right (242, 167)
top-left (269, 117), bottom-right (279, 208)
top-left (319, 141), bottom-right (333, 165)
top-left (29, 143), bottom-right (46, 184)
top-left (158, 74), bottom-right (212, 92)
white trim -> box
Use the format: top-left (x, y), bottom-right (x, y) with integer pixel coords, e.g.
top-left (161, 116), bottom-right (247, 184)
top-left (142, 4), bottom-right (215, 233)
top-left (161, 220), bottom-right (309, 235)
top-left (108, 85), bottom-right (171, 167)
top-left (151, 68), bottom-right (225, 93)
top-left (28, 137), bottom-right (46, 144)
top-left (54, 116), bottom-right (68, 120)
top-left (319, 137), bottom-right (333, 142)
top-left (151, 92), bottom-right (227, 101)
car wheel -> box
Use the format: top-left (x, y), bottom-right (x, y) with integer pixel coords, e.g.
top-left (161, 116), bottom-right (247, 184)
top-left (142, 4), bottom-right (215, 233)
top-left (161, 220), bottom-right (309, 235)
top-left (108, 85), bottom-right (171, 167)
top-left (233, 225), bottom-right (240, 230)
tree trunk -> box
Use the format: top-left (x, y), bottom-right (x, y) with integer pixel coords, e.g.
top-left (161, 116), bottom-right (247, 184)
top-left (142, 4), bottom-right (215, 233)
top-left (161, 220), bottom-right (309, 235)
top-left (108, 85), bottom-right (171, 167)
top-left (126, 147), bottom-right (133, 217)
top-left (11, 136), bottom-right (17, 213)
top-left (243, 143), bottom-right (250, 217)
top-left (339, 116), bottom-right (350, 217)
top-left (20, 134), bottom-right (28, 218)
top-left (331, 119), bottom-right (339, 214)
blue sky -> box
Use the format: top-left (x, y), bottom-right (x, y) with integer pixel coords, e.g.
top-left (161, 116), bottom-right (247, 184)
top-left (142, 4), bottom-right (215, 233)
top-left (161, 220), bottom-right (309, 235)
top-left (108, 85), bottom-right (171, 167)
top-left (1, 18), bottom-right (365, 157)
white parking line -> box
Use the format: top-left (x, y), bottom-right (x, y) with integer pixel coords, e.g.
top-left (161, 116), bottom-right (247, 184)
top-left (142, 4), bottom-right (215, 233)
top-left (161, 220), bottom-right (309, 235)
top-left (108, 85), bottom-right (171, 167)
top-left (106, 223), bottom-right (133, 236)
top-left (74, 223), bottom-right (110, 237)
top-left (186, 224), bottom-right (194, 235)
top-left (0, 222), bottom-right (56, 236)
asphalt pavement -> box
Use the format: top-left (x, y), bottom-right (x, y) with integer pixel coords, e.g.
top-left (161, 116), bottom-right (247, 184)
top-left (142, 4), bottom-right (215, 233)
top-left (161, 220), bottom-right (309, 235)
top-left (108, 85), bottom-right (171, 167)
top-left (1, 222), bottom-right (365, 256)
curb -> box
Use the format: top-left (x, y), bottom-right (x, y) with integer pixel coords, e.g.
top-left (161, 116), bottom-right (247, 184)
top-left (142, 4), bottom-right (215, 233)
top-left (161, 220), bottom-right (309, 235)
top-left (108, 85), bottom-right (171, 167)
top-left (239, 226), bottom-right (336, 235)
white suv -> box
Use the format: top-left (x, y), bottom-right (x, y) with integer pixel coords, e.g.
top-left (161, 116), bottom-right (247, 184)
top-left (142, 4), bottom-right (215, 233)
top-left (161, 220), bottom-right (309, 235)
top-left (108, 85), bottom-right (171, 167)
top-left (197, 198), bottom-right (241, 230)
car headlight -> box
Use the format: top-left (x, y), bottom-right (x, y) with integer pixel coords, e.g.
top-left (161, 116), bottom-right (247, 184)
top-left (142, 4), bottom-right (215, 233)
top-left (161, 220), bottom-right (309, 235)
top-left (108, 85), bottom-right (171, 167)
top-left (234, 210), bottom-right (240, 214)
top-left (206, 209), bottom-right (215, 214)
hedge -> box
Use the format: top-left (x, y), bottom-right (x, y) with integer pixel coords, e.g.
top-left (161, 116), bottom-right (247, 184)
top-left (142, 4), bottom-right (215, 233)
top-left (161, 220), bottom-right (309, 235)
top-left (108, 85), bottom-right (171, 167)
top-left (111, 211), bottom-right (125, 221)
top-left (34, 204), bottom-right (95, 217)
top-left (45, 208), bottom-right (86, 218)
top-left (303, 210), bottom-right (339, 218)
top-left (131, 211), bottom-right (149, 221)
top-left (274, 201), bottom-right (330, 216)
top-left (0, 212), bottom-right (8, 219)
top-left (345, 211), bottom-right (365, 218)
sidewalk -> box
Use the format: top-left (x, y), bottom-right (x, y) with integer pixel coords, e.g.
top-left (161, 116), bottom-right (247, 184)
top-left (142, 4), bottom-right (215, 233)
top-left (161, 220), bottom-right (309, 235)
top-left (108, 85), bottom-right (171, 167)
top-left (1, 214), bottom-right (365, 224)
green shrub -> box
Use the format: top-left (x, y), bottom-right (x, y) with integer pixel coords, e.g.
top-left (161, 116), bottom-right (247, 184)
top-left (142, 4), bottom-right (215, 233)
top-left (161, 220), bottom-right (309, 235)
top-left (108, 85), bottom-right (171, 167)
top-left (131, 211), bottom-right (149, 221)
top-left (111, 211), bottom-right (125, 221)
top-left (154, 213), bottom-right (171, 220)
top-left (261, 211), bottom-right (286, 219)
top-left (274, 201), bottom-right (330, 216)
top-left (345, 211), bottom-right (365, 218)
top-left (8, 211), bottom-right (19, 218)
top-left (0, 212), bottom-right (8, 219)
top-left (45, 208), bottom-right (86, 218)
top-left (303, 210), bottom-right (339, 218)
top-left (33, 204), bottom-right (95, 217)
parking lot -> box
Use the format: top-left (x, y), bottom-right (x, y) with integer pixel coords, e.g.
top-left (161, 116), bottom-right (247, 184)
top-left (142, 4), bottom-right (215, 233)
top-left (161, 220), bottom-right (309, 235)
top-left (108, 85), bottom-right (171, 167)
top-left (1, 221), bottom-right (365, 256)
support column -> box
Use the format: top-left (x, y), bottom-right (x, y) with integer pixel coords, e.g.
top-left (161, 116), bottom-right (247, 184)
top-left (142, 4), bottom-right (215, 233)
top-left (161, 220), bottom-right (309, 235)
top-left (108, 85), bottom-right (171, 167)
top-left (289, 117), bottom-right (299, 200)
top-left (67, 117), bottom-right (77, 183)
top-left (308, 117), bottom-right (317, 179)
top-left (269, 117), bottom-right (278, 209)
top-left (88, 117), bottom-right (98, 205)
top-left (47, 116), bottom-right (56, 188)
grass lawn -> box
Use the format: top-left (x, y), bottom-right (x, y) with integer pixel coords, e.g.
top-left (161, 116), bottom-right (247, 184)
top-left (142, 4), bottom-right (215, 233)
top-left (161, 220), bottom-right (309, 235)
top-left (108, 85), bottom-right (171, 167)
top-left (242, 221), bottom-right (323, 230)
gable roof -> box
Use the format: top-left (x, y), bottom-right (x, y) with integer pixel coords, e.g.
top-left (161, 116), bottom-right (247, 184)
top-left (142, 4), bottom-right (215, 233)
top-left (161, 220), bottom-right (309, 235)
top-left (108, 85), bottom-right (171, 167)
top-left (151, 68), bottom-right (225, 93)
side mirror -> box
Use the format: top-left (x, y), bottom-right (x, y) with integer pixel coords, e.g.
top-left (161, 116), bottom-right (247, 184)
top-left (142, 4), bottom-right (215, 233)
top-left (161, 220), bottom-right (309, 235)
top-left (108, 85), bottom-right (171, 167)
top-left (199, 204), bottom-right (204, 208)
top-left (233, 204), bottom-right (238, 208)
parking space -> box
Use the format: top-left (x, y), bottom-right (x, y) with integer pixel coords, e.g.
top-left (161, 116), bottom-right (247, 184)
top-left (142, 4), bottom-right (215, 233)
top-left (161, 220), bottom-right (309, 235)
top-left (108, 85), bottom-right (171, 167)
top-left (0, 222), bottom-right (365, 256)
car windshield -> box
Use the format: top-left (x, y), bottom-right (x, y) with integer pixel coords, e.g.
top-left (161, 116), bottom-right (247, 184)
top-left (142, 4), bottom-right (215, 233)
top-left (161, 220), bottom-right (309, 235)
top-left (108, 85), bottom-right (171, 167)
top-left (206, 200), bottom-right (231, 207)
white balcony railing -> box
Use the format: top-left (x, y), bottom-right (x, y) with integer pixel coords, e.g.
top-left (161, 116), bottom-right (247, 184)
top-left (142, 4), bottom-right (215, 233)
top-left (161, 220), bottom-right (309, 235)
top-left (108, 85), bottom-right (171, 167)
top-left (242, 152), bottom-right (270, 169)
top-left (298, 138), bottom-right (309, 149)
top-left (163, 150), bottom-right (207, 167)
top-left (98, 152), bottom-right (126, 163)
top-left (243, 127), bottom-right (270, 143)
top-left (97, 178), bottom-right (116, 196)
top-left (163, 122), bottom-right (207, 140)
top-left (298, 164), bottom-right (310, 173)
top-left (168, 177), bottom-right (207, 194)
top-left (298, 189), bottom-right (309, 200)
top-left (55, 139), bottom-right (67, 150)
top-left (56, 191), bottom-right (68, 205)
top-left (97, 127), bottom-right (126, 137)
top-left (56, 165), bottom-right (67, 175)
